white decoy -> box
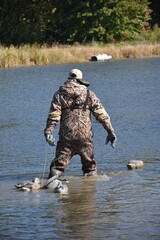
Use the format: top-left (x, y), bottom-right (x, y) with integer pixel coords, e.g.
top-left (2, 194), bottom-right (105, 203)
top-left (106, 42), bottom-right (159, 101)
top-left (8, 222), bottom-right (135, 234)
top-left (53, 179), bottom-right (69, 194)
top-left (42, 176), bottom-right (69, 194)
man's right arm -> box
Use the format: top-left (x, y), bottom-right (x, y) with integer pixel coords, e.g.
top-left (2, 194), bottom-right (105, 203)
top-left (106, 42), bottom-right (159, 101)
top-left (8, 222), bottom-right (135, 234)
top-left (89, 90), bottom-right (114, 133)
top-left (89, 90), bottom-right (116, 148)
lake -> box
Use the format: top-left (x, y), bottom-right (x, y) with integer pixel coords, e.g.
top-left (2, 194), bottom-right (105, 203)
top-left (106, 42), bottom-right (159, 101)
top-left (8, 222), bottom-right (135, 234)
top-left (0, 57), bottom-right (160, 240)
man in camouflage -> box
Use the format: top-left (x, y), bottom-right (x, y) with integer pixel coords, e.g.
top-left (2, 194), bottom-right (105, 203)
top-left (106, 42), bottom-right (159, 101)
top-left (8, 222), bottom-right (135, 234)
top-left (44, 69), bottom-right (116, 178)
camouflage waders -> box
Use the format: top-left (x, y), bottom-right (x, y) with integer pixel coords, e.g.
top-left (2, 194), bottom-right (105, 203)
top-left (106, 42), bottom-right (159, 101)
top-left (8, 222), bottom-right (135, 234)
top-left (44, 79), bottom-right (114, 177)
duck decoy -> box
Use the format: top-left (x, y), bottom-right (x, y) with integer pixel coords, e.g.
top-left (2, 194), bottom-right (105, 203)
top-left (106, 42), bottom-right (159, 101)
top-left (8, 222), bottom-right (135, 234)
top-left (42, 176), bottom-right (69, 193)
top-left (15, 177), bottom-right (41, 191)
top-left (54, 179), bottom-right (69, 194)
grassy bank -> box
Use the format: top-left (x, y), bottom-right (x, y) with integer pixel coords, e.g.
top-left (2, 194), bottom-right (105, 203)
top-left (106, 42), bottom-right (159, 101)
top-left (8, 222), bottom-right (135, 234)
top-left (0, 42), bottom-right (160, 68)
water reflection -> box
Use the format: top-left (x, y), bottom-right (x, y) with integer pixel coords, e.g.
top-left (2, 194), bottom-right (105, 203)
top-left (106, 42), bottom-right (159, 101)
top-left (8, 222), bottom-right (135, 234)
top-left (46, 177), bottom-right (96, 239)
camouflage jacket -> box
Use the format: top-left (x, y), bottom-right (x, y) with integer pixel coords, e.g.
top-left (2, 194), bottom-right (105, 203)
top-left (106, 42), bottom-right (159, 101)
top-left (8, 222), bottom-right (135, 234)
top-left (44, 79), bottom-right (114, 141)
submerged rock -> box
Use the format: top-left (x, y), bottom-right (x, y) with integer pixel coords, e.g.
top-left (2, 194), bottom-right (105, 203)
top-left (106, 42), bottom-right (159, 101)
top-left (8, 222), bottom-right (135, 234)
top-left (127, 160), bottom-right (144, 170)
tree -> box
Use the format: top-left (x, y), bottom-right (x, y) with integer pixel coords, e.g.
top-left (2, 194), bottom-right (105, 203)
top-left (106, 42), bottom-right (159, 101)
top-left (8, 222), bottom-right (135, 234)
top-left (48, 0), bottom-right (151, 43)
top-left (149, 0), bottom-right (160, 27)
top-left (0, 0), bottom-right (54, 45)
top-left (0, 0), bottom-right (152, 45)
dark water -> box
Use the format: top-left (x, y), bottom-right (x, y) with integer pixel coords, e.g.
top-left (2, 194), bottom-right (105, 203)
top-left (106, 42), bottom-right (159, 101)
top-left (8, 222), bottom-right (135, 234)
top-left (0, 58), bottom-right (160, 240)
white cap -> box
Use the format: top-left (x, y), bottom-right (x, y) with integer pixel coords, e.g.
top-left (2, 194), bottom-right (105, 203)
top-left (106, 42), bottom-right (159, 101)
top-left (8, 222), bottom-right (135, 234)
top-left (68, 69), bottom-right (90, 86)
top-left (68, 69), bottom-right (83, 79)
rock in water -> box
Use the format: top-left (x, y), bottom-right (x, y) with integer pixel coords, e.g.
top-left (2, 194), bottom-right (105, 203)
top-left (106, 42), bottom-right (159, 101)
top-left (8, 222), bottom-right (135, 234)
top-left (127, 160), bottom-right (144, 170)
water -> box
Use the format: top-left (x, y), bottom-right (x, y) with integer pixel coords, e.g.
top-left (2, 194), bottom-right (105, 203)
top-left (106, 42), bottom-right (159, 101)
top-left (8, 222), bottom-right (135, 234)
top-left (0, 58), bottom-right (160, 240)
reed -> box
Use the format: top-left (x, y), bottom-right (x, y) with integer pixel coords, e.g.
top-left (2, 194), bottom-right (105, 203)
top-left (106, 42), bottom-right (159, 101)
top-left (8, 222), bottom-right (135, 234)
top-left (0, 42), bottom-right (160, 68)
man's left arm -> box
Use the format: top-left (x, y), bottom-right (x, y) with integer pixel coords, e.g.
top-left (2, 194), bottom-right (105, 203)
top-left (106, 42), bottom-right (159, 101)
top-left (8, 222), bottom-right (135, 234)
top-left (89, 91), bottom-right (117, 148)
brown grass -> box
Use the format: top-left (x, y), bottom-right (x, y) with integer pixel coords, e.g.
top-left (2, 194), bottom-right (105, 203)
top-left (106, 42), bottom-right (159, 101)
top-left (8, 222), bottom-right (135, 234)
top-left (0, 43), bottom-right (160, 68)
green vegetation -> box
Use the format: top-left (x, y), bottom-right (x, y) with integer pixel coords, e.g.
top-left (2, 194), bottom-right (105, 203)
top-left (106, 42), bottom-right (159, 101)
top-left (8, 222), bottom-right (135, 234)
top-left (0, 0), bottom-right (159, 46)
top-left (0, 0), bottom-right (160, 68)
top-left (138, 25), bottom-right (160, 42)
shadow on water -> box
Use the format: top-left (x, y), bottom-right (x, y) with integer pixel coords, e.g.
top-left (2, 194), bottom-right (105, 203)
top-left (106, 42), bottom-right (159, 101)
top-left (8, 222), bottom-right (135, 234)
top-left (0, 58), bottom-right (160, 239)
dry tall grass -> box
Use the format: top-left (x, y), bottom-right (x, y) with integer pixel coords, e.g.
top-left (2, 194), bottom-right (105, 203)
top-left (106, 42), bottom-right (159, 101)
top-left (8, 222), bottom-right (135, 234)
top-left (0, 43), bottom-right (160, 68)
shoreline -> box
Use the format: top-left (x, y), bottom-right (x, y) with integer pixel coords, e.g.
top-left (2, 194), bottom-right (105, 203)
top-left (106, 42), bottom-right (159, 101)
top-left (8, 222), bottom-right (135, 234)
top-left (0, 43), bottom-right (160, 68)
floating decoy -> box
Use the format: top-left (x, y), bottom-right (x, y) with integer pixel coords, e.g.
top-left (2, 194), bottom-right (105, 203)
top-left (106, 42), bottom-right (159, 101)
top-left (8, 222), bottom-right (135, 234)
top-left (15, 177), bottom-right (41, 191)
top-left (54, 179), bottom-right (69, 194)
top-left (15, 175), bottom-right (69, 194)
top-left (42, 176), bottom-right (69, 194)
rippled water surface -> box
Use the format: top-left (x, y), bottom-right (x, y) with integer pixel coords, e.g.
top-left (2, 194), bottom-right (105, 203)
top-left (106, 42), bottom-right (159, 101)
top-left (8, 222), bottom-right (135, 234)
top-left (0, 58), bottom-right (160, 240)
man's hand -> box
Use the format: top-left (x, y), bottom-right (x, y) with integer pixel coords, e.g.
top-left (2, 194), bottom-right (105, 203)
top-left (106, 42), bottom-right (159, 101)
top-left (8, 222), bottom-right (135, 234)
top-left (45, 133), bottom-right (55, 146)
top-left (106, 132), bottom-right (117, 148)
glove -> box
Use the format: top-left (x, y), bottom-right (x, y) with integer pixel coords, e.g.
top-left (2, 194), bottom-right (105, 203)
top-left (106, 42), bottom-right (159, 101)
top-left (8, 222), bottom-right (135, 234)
top-left (45, 133), bottom-right (55, 146)
top-left (106, 132), bottom-right (117, 148)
